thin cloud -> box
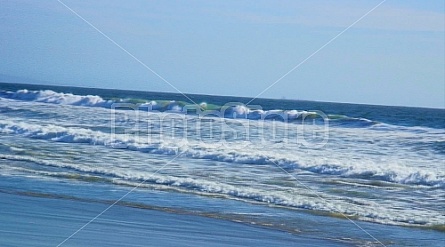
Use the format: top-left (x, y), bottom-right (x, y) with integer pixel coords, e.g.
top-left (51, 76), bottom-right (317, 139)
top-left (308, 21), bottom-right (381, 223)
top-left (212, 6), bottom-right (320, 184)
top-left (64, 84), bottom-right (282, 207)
top-left (206, 2), bottom-right (444, 32)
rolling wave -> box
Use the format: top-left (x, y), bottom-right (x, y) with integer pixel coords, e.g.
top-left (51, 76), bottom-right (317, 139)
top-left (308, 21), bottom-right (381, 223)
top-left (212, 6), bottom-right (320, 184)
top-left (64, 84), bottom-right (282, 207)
top-left (0, 89), bottom-right (382, 127)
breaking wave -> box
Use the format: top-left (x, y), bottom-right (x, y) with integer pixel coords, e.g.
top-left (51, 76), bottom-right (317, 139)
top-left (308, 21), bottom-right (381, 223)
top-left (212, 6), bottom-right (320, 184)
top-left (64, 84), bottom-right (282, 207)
top-left (0, 89), bottom-right (381, 126)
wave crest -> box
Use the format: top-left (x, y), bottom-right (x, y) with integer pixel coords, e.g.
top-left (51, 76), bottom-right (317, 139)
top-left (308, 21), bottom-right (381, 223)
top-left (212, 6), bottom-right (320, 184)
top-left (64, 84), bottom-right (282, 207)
top-left (0, 89), bottom-right (380, 126)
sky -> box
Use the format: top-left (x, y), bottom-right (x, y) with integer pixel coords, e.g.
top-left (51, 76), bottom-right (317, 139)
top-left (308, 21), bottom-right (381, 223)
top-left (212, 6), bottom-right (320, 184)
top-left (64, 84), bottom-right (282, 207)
top-left (0, 0), bottom-right (444, 108)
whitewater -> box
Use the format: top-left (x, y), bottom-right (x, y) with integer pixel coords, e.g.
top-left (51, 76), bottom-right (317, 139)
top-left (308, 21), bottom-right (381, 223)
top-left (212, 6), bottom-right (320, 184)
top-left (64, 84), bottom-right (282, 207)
top-left (1, 84), bottom-right (444, 246)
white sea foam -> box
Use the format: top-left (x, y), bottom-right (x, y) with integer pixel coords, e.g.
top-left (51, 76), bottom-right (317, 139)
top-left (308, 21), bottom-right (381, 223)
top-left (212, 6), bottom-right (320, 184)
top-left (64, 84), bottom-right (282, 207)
top-left (0, 119), bottom-right (443, 188)
top-left (8, 89), bottom-right (113, 107)
top-left (1, 152), bottom-right (444, 227)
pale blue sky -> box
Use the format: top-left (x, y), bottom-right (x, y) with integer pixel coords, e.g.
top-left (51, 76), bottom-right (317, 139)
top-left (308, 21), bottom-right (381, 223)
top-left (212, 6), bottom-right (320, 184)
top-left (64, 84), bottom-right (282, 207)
top-left (0, 0), bottom-right (444, 108)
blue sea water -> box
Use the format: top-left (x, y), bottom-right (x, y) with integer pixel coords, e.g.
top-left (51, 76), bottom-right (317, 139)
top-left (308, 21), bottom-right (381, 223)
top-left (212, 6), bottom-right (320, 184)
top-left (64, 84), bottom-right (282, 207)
top-left (0, 82), bottom-right (444, 246)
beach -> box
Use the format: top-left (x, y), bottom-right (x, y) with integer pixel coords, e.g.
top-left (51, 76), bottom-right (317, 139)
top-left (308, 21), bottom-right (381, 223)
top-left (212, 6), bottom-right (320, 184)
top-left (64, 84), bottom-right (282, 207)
top-left (2, 192), bottom-right (346, 247)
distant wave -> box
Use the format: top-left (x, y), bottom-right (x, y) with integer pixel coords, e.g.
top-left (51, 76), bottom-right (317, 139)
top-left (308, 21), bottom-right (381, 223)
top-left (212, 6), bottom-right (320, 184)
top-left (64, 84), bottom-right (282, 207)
top-left (1, 89), bottom-right (113, 107)
top-left (326, 114), bottom-right (379, 127)
top-left (0, 119), bottom-right (443, 188)
top-left (0, 89), bottom-right (382, 127)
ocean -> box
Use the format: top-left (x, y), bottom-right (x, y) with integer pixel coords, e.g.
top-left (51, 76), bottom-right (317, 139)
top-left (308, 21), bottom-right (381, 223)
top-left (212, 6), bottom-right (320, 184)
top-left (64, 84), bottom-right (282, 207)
top-left (0, 82), bottom-right (444, 246)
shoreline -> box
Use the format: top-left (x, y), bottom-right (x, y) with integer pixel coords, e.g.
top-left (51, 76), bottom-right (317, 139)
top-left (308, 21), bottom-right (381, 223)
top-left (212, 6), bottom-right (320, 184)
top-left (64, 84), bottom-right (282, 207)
top-left (1, 173), bottom-right (444, 247)
top-left (3, 187), bottom-right (444, 234)
top-left (1, 192), bottom-right (348, 247)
